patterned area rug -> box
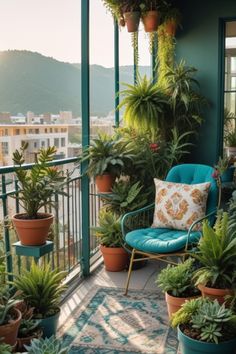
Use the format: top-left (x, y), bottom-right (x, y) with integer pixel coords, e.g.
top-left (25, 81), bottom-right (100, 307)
top-left (59, 287), bottom-right (178, 354)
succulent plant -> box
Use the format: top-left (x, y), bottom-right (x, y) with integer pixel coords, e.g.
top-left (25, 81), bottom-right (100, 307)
top-left (24, 335), bottom-right (70, 354)
top-left (0, 342), bottom-right (12, 354)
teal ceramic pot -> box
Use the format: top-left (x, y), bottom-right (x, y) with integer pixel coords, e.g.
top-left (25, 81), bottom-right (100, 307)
top-left (178, 326), bottom-right (236, 354)
top-left (221, 166), bottom-right (235, 183)
top-left (39, 310), bottom-right (60, 338)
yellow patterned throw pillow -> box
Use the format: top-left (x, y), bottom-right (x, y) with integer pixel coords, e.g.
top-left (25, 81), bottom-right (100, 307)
top-left (152, 179), bottom-right (211, 231)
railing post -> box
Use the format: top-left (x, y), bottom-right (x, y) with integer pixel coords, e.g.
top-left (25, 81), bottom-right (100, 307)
top-left (81, 0), bottom-right (90, 276)
top-left (1, 175), bottom-right (13, 280)
top-left (114, 19), bottom-right (120, 128)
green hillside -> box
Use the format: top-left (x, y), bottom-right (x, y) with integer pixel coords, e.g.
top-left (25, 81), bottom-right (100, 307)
top-left (0, 50), bottom-right (150, 117)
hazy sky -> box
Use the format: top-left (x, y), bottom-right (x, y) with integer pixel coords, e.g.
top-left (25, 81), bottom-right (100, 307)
top-left (0, 0), bottom-right (150, 67)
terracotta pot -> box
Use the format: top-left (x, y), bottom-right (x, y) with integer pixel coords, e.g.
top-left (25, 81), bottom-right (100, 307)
top-left (198, 284), bottom-right (234, 304)
top-left (12, 213), bottom-right (54, 246)
top-left (17, 328), bottom-right (43, 351)
top-left (95, 174), bottom-right (115, 193)
top-left (100, 245), bottom-right (129, 272)
top-left (0, 308), bottom-right (22, 346)
top-left (165, 292), bottom-right (199, 318)
top-left (164, 20), bottom-right (177, 36)
top-left (142, 10), bottom-right (160, 32)
top-left (124, 11), bottom-right (140, 32)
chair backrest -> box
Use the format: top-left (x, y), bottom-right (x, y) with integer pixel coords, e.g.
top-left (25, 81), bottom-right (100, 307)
top-left (165, 164), bottom-right (218, 218)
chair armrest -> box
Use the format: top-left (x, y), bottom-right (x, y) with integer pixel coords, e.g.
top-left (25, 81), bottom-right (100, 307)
top-left (185, 209), bottom-right (217, 250)
top-left (121, 203), bottom-right (155, 241)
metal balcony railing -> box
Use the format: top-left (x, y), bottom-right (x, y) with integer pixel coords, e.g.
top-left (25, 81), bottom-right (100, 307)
top-left (0, 157), bottom-right (100, 279)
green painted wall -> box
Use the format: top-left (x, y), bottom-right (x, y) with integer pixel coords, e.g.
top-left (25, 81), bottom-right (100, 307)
top-left (176, 0), bottom-right (236, 165)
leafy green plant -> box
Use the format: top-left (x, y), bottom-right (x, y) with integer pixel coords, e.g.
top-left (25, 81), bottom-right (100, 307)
top-left (104, 180), bottom-right (148, 216)
top-left (0, 342), bottom-right (12, 354)
top-left (24, 335), bottom-right (69, 354)
top-left (192, 200), bottom-right (236, 289)
top-left (102, 0), bottom-right (142, 25)
top-left (156, 258), bottom-right (199, 297)
top-left (162, 7), bottom-right (182, 27)
top-left (165, 60), bottom-right (207, 132)
top-left (92, 209), bottom-right (122, 247)
top-left (118, 75), bottom-right (169, 139)
top-left (12, 143), bottom-right (66, 219)
top-left (0, 287), bottom-right (21, 325)
top-left (171, 298), bottom-right (236, 344)
top-left (13, 261), bottom-right (67, 318)
top-left (78, 134), bottom-right (134, 178)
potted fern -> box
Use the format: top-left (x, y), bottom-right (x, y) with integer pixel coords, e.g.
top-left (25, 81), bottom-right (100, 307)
top-left (13, 262), bottom-right (66, 338)
top-left (192, 196), bottom-right (236, 303)
top-left (156, 258), bottom-right (200, 318)
top-left (118, 75), bottom-right (168, 140)
top-left (12, 143), bottom-right (66, 246)
top-left (171, 298), bottom-right (236, 354)
top-left (92, 209), bottom-right (129, 272)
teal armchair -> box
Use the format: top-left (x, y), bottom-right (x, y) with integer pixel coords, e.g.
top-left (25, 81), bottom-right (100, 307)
top-left (121, 164), bottom-right (219, 295)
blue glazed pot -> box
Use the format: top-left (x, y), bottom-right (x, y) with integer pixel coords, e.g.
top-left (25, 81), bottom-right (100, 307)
top-left (39, 310), bottom-right (60, 338)
top-left (178, 326), bottom-right (236, 354)
top-left (221, 166), bottom-right (235, 183)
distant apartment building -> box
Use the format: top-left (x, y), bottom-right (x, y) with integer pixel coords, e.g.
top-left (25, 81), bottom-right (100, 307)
top-left (0, 124), bottom-right (68, 165)
top-left (59, 111), bottom-right (73, 124)
top-left (0, 112), bottom-right (11, 124)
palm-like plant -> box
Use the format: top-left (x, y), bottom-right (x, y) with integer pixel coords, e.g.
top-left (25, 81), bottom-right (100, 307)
top-left (193, 202), bottom-right (236, 288)
top-left (13, 261), bottom-right (67, 318)
top-left (12, 143), bottom-right (66, 219)
top-left (165, 60), bottom-right (207, 130)
top-left (119, 75), bottom-right (169, 138)
top-left (92, 209), bottom-right (122, 247)
top-left (104, 180), bottom-right (148, 215)
top-left (79, 134), bottom-right (134, 178)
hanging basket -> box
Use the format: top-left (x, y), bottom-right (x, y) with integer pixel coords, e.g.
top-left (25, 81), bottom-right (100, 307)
top-left (142, 10), bottom-right (160, 32)
top-left (124, 11), bottom-right (141, 33)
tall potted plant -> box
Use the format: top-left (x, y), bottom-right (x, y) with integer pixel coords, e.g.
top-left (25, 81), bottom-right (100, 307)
top-left (12, 143), bottom-right (66, 246)
top-left (156, 258), bottom-right (200, 318)
top-left (92, 209), bottom-right (129, 272)
top-left (171, 298), bottom-right (236, 354)
top-left (13, 262), bottom-right (66, 338)
top-left (225, 131), bottom-right (236, 158)
top-left (79, 134), bottom-right (134, 193)
top-left (192, 197), bottom-right (236, 303)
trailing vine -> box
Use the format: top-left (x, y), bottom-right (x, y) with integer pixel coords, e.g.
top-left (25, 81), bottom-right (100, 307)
top-left (131, 31), bottom-right (139, 69)
top-left (157, 24), bottom-right (176, 89)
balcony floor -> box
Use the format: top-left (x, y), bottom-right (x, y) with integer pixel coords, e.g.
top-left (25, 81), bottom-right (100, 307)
top-left (58, 260), bottom-right (179, 353)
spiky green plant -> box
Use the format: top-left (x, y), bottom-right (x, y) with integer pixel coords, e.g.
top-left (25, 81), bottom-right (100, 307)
top-left (92, 209), bottom-right (122, 247)
top-left (12, 143), bottom-right (66, 219)
top-left (104, 180), bottom-right (148, 216)
top-left (24, 335), bottom-right (69, 354)
top-left (13, 261), bottom-right (67, 318)
top-left (192, 201), bottom-right (236, 288)
top-left (156, 258), bottom-right (198, 297)
top-left (118, 75), bottom-right (168, 139)
top-left (78, 134), bottom-right (134, 178)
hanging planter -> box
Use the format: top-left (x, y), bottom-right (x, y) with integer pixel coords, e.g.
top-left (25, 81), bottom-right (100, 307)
top-left (124, 11), bottom-right (141, 32)
top-left (162, 7), bottom-right (182, 37)
top-left (142, 10), bottom-right (160, 32)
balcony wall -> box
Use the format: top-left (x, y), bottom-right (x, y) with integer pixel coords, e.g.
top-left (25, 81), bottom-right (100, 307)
top-left (176, 0), bottom-right (236, 165)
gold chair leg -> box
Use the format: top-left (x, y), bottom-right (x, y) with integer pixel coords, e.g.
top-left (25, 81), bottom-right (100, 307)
top-left (124, 248), bottom-right (136, 296)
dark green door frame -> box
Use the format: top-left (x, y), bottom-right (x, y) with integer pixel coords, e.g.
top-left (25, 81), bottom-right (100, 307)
top-left (217, 17), bottom-right (236, 161)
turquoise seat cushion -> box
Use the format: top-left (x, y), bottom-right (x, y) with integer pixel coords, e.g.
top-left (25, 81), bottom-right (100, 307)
top-left (125, 228), bottom-right (201, 253)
